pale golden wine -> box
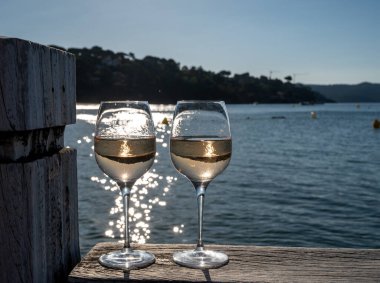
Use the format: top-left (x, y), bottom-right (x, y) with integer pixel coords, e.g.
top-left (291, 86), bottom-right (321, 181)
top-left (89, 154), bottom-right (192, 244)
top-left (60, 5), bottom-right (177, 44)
top-left (170, 137), bottom-right (232, 183)
top-left (95, 136), bottom-right (156, 183)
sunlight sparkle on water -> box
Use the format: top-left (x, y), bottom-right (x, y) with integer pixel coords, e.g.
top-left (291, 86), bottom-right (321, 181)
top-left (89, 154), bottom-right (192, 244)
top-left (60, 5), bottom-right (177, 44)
top-left (83, 136), bottom-right (92, 143)
top-left (77, 114), bottom-right (97, 124)
top-left (173, 226), bottom-right (183, 234)
top-left (105, 230), bottom-right (114, 238)
top-left (88, 112), bottom-right (184, 244)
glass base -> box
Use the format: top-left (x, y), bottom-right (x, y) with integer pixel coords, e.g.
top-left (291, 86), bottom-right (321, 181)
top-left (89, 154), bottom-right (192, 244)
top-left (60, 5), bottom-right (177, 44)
top-left (99, 248), bottom-right (155, 270)
top-left (173, 249), bottom-right (229, 269)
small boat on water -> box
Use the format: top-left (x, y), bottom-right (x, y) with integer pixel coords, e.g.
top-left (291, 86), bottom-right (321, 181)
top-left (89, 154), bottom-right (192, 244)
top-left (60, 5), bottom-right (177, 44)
top-left (300, 101), bottom-right (324, 106)
top-left (373, 119), bottom-right (380, 129)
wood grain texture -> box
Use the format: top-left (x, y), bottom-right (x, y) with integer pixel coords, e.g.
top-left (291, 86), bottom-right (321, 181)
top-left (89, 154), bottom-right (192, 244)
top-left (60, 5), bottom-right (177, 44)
top-left (0, 126), bottom-right (64, 161)
top-left (0, 37), bottom-right (76, 131)
top-left (69, 242), bottom-right (380, 283)
top-left (0, 148), bottom-right (80, 283)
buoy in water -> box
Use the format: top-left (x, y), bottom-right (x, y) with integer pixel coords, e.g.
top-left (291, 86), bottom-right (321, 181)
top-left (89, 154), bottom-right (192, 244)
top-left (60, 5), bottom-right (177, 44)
top-left (161, 117), bottom-right (169, 125)
top-left (311, 111), bottom-right (317, 119)
top-left (373, 119), bottom-right (380, 129)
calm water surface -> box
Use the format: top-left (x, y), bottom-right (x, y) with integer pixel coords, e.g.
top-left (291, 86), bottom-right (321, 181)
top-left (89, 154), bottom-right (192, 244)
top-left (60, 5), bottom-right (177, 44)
top-left (65, 103), bottom-right (380, 254)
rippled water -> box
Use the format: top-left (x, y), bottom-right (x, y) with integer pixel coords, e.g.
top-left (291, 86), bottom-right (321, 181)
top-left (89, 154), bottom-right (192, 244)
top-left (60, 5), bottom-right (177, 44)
top-left (65, 103), bottom-right (380, 254)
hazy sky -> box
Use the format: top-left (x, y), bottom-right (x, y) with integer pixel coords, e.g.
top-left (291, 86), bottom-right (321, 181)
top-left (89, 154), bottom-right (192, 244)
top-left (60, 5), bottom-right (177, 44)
top-left (1, 0), bottom-right (379, 84)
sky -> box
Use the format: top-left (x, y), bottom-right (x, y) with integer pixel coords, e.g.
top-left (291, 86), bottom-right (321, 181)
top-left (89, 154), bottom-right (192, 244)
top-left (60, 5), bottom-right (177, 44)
top-left (1, 0), bottom-right (379, 85)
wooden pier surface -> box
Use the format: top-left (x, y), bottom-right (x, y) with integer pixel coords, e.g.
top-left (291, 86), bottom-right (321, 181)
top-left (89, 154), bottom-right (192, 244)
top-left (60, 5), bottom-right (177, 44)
top-left (69, 242), bottom-right (380, 282)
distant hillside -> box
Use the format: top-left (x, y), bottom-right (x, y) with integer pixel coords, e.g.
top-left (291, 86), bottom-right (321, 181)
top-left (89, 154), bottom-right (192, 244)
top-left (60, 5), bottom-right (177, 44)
top-left (309, 83), bottom-right (380, 102)
top-left (50, 45), bottom-right (330, 104)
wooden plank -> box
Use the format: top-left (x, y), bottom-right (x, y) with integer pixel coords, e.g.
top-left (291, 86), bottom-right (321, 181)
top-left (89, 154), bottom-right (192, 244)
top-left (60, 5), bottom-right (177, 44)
top-left (69, 242), bottom-right (380, 283)
top-left (0, 148), bottom-right (80, 283)
top-left (0, 37), bottom-right (79, 283)
top-left (0, 37), bottom-right (76, 131)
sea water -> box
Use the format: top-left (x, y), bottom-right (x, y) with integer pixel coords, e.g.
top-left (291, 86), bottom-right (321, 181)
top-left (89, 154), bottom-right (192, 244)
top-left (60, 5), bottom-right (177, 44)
top-left (65, 103), bottom-right (380, 254)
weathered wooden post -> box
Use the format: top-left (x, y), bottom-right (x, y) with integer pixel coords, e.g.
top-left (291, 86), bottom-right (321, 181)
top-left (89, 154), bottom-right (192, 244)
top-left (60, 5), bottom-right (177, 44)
top-left (0, 37), bottom-right (80, 282)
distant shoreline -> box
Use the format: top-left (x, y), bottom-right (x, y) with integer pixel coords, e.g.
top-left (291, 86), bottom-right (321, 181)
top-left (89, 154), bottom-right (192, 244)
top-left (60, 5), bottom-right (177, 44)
top-left (309, 82), bottom-right (380, 102)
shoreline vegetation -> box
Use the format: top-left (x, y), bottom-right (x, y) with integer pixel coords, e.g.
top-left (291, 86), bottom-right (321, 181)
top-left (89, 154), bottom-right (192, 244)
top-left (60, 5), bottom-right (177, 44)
top-left (51, 45), bottom-right (379, 104)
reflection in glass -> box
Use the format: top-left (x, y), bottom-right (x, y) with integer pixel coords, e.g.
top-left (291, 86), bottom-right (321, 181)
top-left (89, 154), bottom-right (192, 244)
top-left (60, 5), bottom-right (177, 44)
top-left (94, 101), bottom-right (156, 270)
top-left (170, 101), bottom-right (232, 269)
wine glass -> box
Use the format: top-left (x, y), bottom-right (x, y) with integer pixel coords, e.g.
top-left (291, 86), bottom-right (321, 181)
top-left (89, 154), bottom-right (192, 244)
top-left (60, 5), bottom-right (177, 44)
top-left (94, 101), bottom-right (156, 270)
top-left (170, 101), bottom-right (232, 269)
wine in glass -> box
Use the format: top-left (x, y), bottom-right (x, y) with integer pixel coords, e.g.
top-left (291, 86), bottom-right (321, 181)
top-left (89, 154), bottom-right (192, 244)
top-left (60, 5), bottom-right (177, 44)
top-left (94, 101), bottom-right (156, 270)
top-left (170, 101), bottom-right (232, 269)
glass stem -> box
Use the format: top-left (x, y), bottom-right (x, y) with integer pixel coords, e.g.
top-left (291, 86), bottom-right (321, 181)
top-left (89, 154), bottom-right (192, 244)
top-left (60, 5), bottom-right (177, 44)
top-left (195, 183), bottom-right (208, 251)
top-left (120, 185), bottom-right (132, 250)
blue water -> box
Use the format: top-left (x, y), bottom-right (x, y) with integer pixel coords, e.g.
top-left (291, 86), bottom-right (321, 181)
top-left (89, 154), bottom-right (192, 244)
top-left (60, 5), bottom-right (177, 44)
top-left (65, 103), bottom-right (380, 254)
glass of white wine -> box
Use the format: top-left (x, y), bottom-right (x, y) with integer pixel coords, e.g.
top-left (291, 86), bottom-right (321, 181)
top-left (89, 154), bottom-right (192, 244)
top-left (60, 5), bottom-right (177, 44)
top-left (94, 101), bottom-right (156, 270)
top-left (170, 101), bottom-right (232, 269)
